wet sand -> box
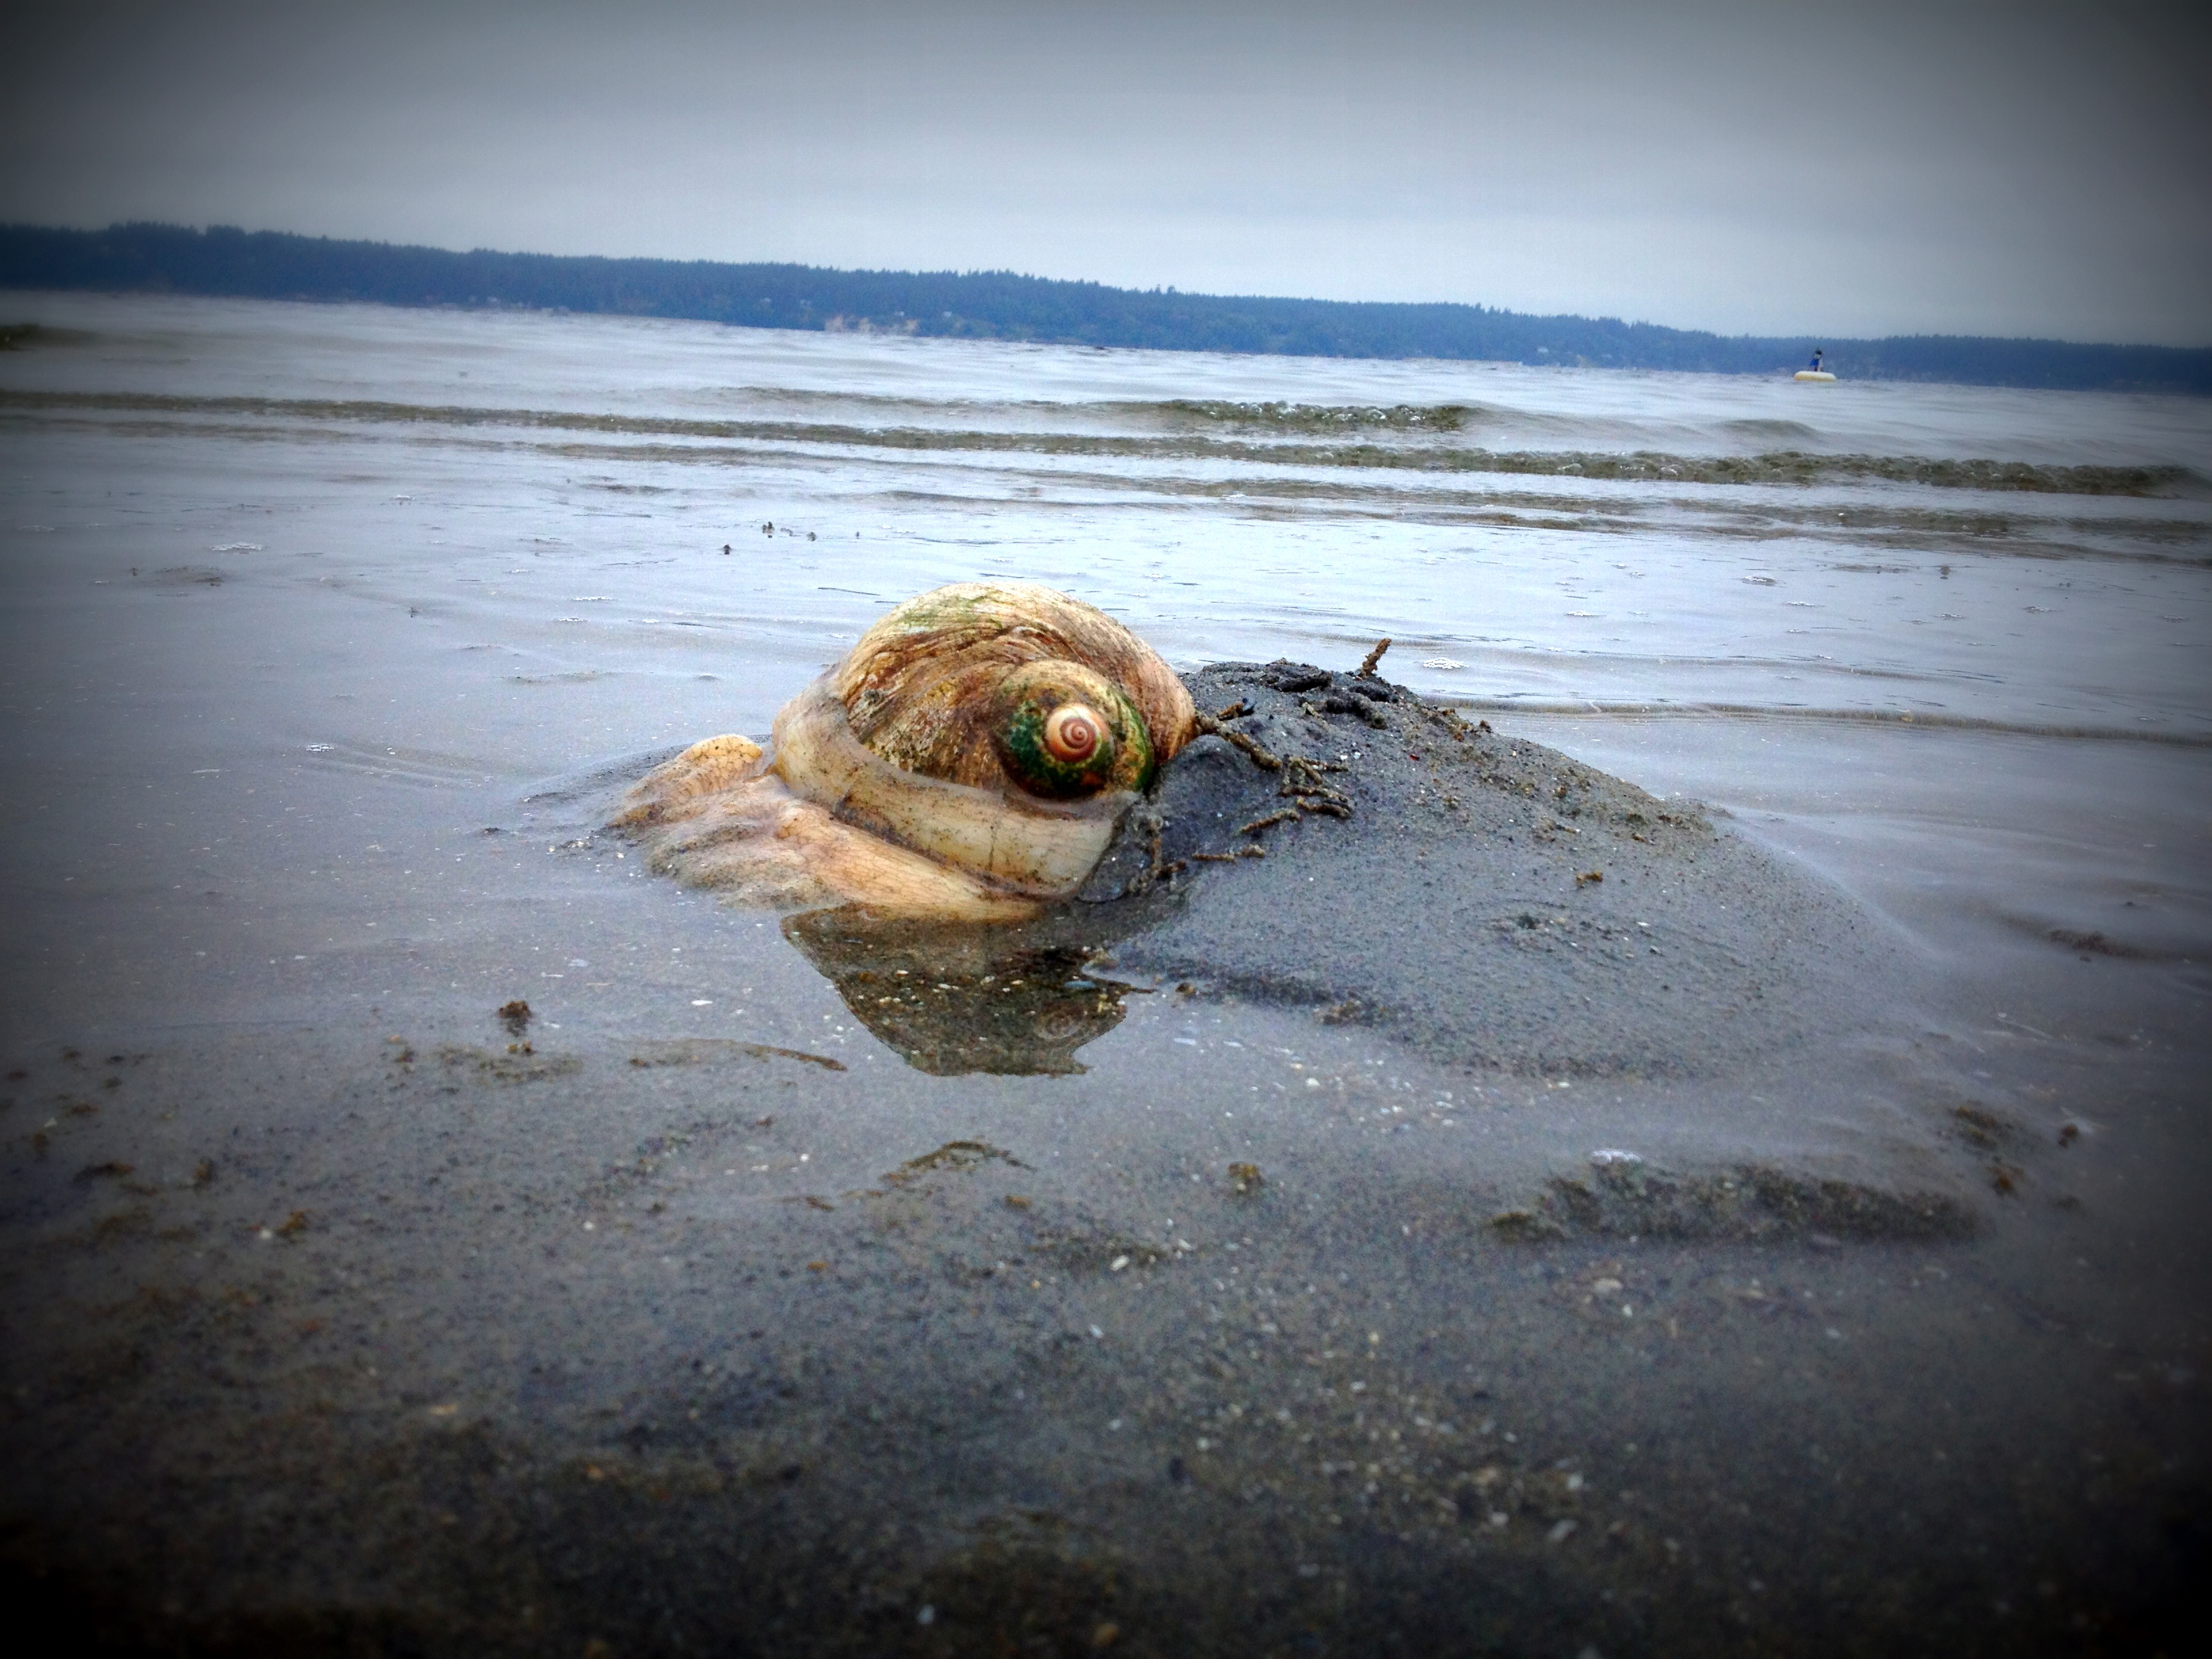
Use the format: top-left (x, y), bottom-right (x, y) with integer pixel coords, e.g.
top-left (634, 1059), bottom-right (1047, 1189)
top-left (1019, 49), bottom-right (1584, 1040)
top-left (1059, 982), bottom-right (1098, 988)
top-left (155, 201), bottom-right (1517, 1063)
top-left (2, 293), bottom-right (2206, 1655)
top-left (4, 662), bottom-right (2205, 1655)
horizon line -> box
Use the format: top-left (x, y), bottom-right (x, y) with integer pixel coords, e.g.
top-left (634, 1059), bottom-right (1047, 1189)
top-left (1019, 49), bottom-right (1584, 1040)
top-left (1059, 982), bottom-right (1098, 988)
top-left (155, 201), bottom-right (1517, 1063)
top-left (44, 218), bottom-right (2209, 354)
top-left (6, 222), bottom-right (2209, 388)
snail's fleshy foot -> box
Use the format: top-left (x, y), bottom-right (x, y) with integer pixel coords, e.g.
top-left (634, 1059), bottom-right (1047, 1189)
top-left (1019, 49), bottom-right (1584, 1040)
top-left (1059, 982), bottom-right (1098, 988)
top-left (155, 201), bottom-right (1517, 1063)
top-left (611, 734), bottom-right (768, 827)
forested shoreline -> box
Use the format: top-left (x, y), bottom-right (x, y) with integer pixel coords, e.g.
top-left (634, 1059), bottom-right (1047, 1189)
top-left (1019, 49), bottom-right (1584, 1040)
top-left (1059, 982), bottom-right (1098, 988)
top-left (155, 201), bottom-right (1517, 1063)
top-left (5, 222), bottom-right (2206, 394)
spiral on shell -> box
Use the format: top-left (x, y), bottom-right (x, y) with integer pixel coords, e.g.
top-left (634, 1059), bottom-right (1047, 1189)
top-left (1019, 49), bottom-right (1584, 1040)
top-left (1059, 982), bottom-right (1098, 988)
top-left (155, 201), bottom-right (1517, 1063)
top-left (1045, 705), bottom-right (1100, 765)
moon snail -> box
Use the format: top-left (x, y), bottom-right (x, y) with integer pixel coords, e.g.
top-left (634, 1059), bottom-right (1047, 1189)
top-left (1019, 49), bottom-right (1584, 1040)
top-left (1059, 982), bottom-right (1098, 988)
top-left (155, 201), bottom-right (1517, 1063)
top-left (613, 583), bottom-right (1196, 922)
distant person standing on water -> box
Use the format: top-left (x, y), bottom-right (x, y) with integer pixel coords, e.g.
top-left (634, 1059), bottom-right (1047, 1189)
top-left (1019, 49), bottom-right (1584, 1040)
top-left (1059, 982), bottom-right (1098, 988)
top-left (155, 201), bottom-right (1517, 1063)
top-left (1809, 348), bottom-right (1825, 371)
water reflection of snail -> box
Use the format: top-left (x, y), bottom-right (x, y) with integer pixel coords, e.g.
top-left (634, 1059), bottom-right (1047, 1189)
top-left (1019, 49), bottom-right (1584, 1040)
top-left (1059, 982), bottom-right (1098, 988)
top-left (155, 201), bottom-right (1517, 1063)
top-left (1031, 1000), bottom-right (1094, 1044)
top-left (614, 583), bottom-right (1195, 921)
top-left (779, 908), bottom-right (1133, 1076)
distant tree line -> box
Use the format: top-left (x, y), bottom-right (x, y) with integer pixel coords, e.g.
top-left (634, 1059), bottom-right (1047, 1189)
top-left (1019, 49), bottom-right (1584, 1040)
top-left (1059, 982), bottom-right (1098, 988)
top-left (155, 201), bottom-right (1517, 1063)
top-left (4, 221), bottom-right (2207, 395)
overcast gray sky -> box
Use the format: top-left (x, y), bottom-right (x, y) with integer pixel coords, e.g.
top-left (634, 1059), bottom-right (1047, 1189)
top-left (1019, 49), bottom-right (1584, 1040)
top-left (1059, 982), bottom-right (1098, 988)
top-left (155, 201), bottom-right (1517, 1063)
top-left (7, 1), bottom-right (2209, 343)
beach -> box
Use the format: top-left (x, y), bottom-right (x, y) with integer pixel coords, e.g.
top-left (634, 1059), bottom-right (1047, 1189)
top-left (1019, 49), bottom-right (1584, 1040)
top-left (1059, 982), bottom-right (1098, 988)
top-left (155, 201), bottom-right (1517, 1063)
top-left (1, 290), bottom-right (2207, 1653)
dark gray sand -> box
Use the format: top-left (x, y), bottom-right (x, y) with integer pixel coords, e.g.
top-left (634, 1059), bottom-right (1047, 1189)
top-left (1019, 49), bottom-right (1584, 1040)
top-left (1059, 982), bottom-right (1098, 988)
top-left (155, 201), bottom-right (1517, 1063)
top-left (1086, 661), bottom-right (1908, 1082)
top-left (3, 665), bottom-right (2204, 1656)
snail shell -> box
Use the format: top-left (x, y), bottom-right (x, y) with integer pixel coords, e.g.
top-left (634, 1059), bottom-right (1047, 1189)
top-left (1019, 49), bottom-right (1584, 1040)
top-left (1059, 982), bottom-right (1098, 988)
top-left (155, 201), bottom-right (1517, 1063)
top-left (616, 583), bottom-right (1195, 919)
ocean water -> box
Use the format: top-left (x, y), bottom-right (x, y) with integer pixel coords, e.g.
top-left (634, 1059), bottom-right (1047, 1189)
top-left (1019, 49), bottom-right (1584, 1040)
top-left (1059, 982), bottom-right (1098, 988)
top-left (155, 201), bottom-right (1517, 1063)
top-left (2, 291), bottom-right (2207, 1652)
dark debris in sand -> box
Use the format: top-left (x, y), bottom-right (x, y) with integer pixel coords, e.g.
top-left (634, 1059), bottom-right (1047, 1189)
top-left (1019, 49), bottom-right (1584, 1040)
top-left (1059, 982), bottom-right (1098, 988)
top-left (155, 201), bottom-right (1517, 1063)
top-left (1488, 1157), bottom-right (1980, 1245)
